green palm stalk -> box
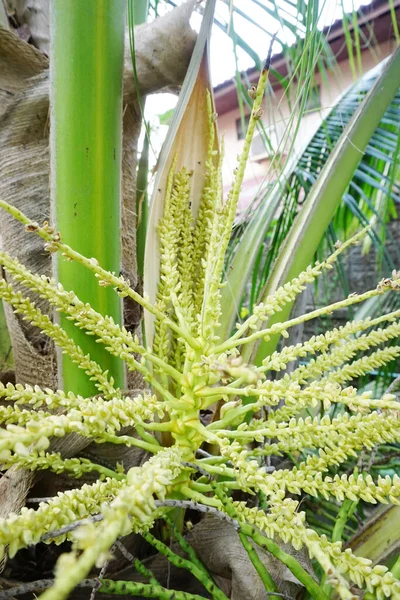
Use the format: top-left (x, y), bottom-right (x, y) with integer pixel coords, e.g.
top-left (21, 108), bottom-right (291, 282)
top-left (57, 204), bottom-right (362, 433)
top-left (50, 0), bottom-right (125, 394)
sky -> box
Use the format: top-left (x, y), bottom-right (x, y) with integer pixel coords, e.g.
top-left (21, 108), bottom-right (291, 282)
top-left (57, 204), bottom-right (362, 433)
top-left (202, 0), bottom-right (374, 86)
top-left (144, 0), bottom-right (375, 161)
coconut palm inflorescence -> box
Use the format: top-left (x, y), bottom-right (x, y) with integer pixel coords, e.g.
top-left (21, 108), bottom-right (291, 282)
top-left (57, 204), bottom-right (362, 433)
top-left (0, 54), bottom-right (400, 600)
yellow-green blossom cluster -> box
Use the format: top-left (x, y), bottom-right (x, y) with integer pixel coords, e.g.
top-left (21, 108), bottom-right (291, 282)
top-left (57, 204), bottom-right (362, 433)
top-left (0, 391), bottom-right (164, 461)
top-left (0, 449), bottom-right (124, 480)
top-left (237, 259), bottom-right (343, 338)
top-left (218, 410), bottom-right (400, 457)
top-left (304, 530), bottom-right (400, 600)
top-left (0, 385), bottom-right (161, 422)
top-left (285, 317), bottom-right (400, 383)
top-left (0, 251), bottom-right (181, 396)
top-left (321, 346), bottom-right (400, 386)
top-left (216, 413), bottom-right (400, 505)
top-left (154, 160), bottom-right (192, 371)
top-left (215, 269), bottom-right (400, 356)
top-left (0, 278), bottom-right (118, 398)
top-left (0, 477), bottom-right (123, 558)
top-left (0, 60), bottom-right (400, 600)
top-left (233, 502), bottom-right (400, 599)
top-left (40, 448), bottom-right (183, 600)
top-left (205, 379), bottom-right (399, 430)
top-left (191, 93), bottom-right (221, 319)
top-left (0, 381), bottom-right (84, 409)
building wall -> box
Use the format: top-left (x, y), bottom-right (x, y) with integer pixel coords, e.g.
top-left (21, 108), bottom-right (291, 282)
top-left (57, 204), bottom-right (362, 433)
top-left (218, 39), bottom-right (396, 212)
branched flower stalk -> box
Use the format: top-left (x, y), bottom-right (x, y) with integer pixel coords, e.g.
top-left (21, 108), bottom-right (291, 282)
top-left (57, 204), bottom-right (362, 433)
top-left (0, 52), bottom-right (400, 600)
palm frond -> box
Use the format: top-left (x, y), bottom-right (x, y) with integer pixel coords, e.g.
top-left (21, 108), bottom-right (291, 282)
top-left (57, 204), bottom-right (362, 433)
top-left (230, 56), bottom-right (400, 324)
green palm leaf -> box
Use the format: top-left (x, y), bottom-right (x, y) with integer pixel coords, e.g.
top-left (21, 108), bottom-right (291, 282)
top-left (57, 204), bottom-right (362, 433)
top-left (255, 57), bottom-right (400, 303)
top-left (220, 53), bottom-right (400, 353)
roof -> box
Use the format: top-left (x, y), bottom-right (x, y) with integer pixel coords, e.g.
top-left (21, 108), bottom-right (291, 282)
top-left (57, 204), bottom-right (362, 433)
top-left (214, 0), bottom-right (400, 115)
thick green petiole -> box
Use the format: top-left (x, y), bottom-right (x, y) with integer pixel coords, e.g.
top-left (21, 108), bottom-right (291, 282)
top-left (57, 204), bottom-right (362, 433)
top-left (50, 0), bottom-right (126, 394)
top-left (99, 579), bottom-right (209, 599)
top-left (212, 481), bottom-right (329, 600)
top-left (142, 531), bottom-right (229, 600)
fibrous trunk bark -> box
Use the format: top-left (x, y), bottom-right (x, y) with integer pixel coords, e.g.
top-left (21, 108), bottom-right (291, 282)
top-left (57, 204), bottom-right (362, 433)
top-left (0, 0), bottom-right (196, 519)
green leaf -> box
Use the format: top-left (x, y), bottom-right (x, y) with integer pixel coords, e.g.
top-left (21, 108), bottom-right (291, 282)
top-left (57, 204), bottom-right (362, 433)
top-left (253, 47), bottom-right (400, 364)
top-left (158, 108), bottom-right (175, 126)
top-left (349, 505), bottom-right (400, 565)
top-left (0, 301), bottom-right (13, 373)
top-left (220, 50), bottom-right (400, 359)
